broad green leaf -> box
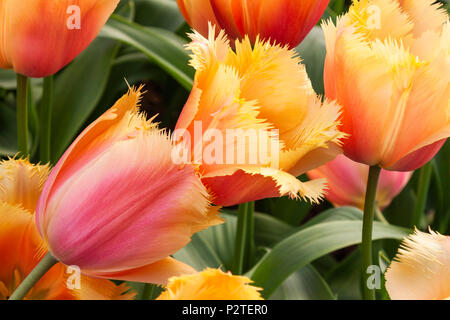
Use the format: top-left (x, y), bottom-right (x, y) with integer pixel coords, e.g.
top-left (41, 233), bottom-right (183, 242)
top-left (253, 211), bottom-right (295, 247)
top-left (296, 26), bottom-right (326, 95)
top-left (134, 0), bottom-right (185, 31)
top-left (51, 38), bottom-right (119, 162)
top-left (325, 249), bottom-right (362, 300)
top-left (173, 213), bottom-right (236, 271)
top-left (249, 220), bottom-right (409, 298)
top-left (271, 264), bottom-right (336, 300)
top-left (257, 196), bottom-right (312, 226)
top-left (99, 14), bottom-right (194, 90)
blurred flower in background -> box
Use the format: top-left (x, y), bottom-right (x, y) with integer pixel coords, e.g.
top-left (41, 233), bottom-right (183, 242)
top-left (157, 268), bottom-right (263, 300)
top-left (35, 88), bottom-right (222, 285)
top-left (0, 0), bottom-right (119, 77)
top-left (307, 154), bottom-right (412, 209)
top-left (385, 228), bottom-right (450, 300)
top-left (0, 159), bottom-right (134, 300)
top-left (322, 0), bottom-right (450, 171)
top-left (176, 0), bottom-right (330, 48)
top-left (174, 28), bottom-right (345, 206)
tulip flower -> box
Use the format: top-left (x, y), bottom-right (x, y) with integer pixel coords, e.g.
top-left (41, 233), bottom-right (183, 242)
top-left (35, 87), bottom-right (222, 286)
top-left (385, 228), bottom-right (450, 300)
top-left (173, 27), bottom-right (345, 206)
top-left (322, 0), bottom-right (450, 171)
top-left (0, 0), bottom-right (119, 78)
top-left (0, 158), bottom-right (134, 300)
top-left (307, 154), bottom-right (412, 209)
top-left (177, 0), bottom-right (330, 48)
top-left (157, 268), bottom-right (263, 300)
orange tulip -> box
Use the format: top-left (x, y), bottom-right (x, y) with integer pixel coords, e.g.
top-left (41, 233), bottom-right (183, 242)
top-left (35, 87), bottom-right (222, 285)
top-left (322, 0), bottom-right (449, 171)
top-left (173, 27), bottom-right (345, 206)
top-left (0, 158), bottom-right (134, 300)
top-left (385, 228), bottom-right (450, 300)
top-left (157, 268), bottom-right (263, 300)
top-left (307, 154), bottom-right (412, 209)
top-left (0, 0), bottom-right (119, 77)
top-left (177, 0), bottom-right (330, 48)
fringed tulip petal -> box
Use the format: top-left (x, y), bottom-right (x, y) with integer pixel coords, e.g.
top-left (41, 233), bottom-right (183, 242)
top-left (157, 268), bottom-right (263, 300)
top-left (176, 27), bottom-right (344, 206)
top-left (0, 0), bottom-right (119, 77)
top-left (323, 0), bottom-right (450, 171)
top-left (202, 167), bottom-right (325, 206)
top-left (385, 229), bottom-right (450, 300)
top-left (0, 161), bottom-right (133, 300)
top-left (0, 159), bottom-right (49, 212)
top-left (36, 88), bottom-right (221, 283)
top-left (0, 160), bottom-right (133, 300)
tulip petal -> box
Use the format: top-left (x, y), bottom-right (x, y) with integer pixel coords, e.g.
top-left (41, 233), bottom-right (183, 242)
top-left (399, 0), bottom-right (448, 37)
top-left (36, 87), bottom-right (156, 234)
top-left (0, 159), bottom-right (50, 212)
top-left (255, 0), bottom-right (330, 48)
top-left (202, 166), bottom-right (325, 206)
top-left (0, 0), bottom-right (119, 77)
top-left (43, 129), bottom-right (221, 272)
top-left (323, 0), bottom-right (450, 170)
top-left (89, 257), bottom-right (196, 285)
top-left (157, 268), bottom-right (263, 300)
top-left (385, 228), bottom-right (450, 300)
top-left (177, 0), bottom-right (220, 38)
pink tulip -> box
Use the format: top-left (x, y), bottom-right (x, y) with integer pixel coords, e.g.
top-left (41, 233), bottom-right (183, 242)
top-left (307, 155), bottom-right (412, 210)
top-left (35, 88), bottom-right (222, 285)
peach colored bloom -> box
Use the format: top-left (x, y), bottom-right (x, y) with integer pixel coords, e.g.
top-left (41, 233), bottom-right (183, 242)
top-left (157, 268), bottom-right (263, 300)
top-left (35, 88), bottom-right (222, 285)
top-left (0, 0), bottom-right (119, 77)
top-left (307, 154), bottom-right (412, 209)
top-left (322, 0), bottom-right (449, 171)
top-left (385, 228), bottom-right (450, 300)
top-left (177, 0), bottom-right (329, 48)
top-left (0, 159), bottom-right (134, 300)
top-left (174, 27), bottom-right (345, 206)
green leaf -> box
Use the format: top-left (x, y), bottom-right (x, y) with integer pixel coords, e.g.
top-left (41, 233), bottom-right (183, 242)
top-left (249, 220), bottom-right (409, 298)
top-left (99, 14), bottom-right (194, 90)
top-left (254, 211), bottom-right (295, 247)
top-left (134, 0), bottom-right (185, 31)
top-left (325, 249), bottom-right (362, 300)
top-left (173, 213), bottom-right (236, 271)
top-left (270, 264), bottom-right (336, 300)
top-left (296, 26), bottom-right (326, 95)
top-left (257, 196), bottom-right (312, 226)
top-left (51, 38), bottom-right (119, 162)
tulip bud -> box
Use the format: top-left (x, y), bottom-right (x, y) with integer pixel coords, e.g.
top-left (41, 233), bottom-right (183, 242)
top-left (322, 0), bottom-right (449, 171)
top-left (0, 0), bottom-right (119, 77)
top-left (157, 268), bottom-right (263, 300)
top-left (35, 88), bottom-right (222, 285)
top-left (307, 155), bottom-right (412, 209)
top-left (385, 228), bottom-right (450, 300)
top-left (177, 0), bottom-right (330, 48)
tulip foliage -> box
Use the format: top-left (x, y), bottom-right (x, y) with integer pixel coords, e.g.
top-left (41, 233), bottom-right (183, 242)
top-left (0, 0), bottom-right (449, 301)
